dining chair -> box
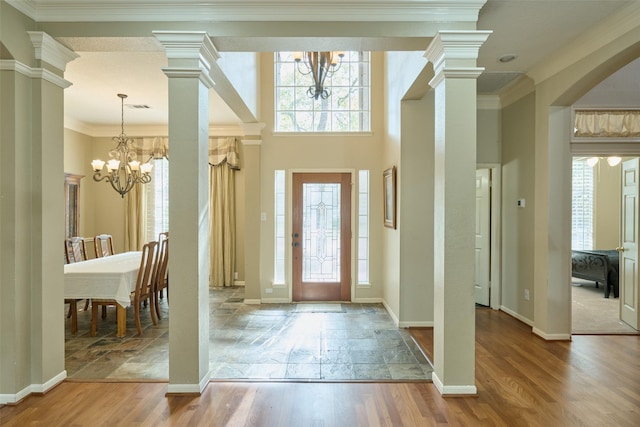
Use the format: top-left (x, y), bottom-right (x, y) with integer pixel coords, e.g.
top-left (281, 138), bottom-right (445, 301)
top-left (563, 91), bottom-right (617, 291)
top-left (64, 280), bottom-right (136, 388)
top-left (154, 236), bottom-right (169, 319)
top-left (64, 236), bottom-right (89, 332)
top-left (94, 233), bottom-right (115, 258)
top-left (91, 241), bottom-right (159, 336)
top-left (65, 236), bottom-right (88, 264)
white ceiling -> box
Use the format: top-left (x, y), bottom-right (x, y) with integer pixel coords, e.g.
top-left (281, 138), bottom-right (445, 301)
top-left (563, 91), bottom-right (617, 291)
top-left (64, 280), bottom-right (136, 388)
top-left (6, 0), bottom-right (636, 134)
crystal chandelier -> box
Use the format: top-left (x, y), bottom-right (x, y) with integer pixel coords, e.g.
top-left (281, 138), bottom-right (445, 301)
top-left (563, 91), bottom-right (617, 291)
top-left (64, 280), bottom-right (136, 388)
top-left (91, 94), bottom-right (153, 198)
top-left (293, 51), bottom-right (345, 100)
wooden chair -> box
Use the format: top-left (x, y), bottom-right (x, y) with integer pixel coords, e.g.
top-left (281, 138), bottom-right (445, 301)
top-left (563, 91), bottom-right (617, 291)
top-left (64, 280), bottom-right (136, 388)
top-left (64, 236), bottom-right (88, 333)
top-left (94, 234), bottom-right (115, 258)
top-left (91, 241), bottom-right (159, 336)
top-left (154, 236), bottom-right (169, 319)
top-left (65, 236), bottom-right (87, 264)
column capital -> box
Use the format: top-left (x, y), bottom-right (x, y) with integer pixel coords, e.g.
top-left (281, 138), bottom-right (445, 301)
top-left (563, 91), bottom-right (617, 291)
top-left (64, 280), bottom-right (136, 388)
top-left (153, 31), bottom-right (219, 65)
top-left (155, 31), bottom-right (219, 89)
top-left (424, 30), bottom-right (491, 88)
top-left (27, 31), bottom-right (78, 73)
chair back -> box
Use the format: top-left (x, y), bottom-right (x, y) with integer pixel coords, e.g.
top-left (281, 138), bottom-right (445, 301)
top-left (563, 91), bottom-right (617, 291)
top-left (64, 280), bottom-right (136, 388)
top-left (65, 237), bottom-right (87, 264)
top-left (158, 231), bottom-right (169, 247)
top-left (134, 241), bottom-right (158, 305)
top-left (94, 234), bottom-right (115, 258)
top-left (156, 237), bottom-right (169, 290)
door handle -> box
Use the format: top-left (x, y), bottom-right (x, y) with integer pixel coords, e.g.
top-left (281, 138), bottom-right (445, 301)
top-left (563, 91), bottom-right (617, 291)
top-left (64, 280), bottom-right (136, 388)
top-left (616, 246), bottom-right (625, 252)
top-left (292, 242), bottom-right (300, 247)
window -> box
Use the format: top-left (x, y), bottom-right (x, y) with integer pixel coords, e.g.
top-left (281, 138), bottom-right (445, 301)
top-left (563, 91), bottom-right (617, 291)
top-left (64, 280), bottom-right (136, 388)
top-left (358, 170), bottom-right (370, 284)
top-left (275, 51), bottom-right (370, 132)
top-left (145, 158), bottom-right (169, 243)
top-left (572, 158), bottom-right (594, 250)
top-left (274, 170), bottom-right (286, 284)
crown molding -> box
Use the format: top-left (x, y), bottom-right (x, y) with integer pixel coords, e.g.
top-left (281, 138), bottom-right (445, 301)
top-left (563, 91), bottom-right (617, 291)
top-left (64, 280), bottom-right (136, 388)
top-left (5, 0), bottom-right (487, 23)
top-left (477, 95), bottom-right (501, 110)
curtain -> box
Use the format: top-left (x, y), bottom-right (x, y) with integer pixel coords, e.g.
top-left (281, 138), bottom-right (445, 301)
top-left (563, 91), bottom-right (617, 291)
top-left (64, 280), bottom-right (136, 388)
top-left (574, 110), bottom-right (640, 137)
top-left (209, 137), bottom-right (240, 287)
top-left (124, 183), bottom-right (146, 251)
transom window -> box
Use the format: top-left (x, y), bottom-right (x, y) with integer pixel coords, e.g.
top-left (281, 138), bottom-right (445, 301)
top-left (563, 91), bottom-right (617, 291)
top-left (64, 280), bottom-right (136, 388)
top-left (274, 51), bottom-right (370, 132)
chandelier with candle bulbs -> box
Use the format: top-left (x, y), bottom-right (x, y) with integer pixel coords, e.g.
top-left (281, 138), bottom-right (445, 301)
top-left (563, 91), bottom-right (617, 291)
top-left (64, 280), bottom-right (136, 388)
top-left (293, 51), bottom-right (345, 100)
top-left (91, 94), bottom-right (153, 198)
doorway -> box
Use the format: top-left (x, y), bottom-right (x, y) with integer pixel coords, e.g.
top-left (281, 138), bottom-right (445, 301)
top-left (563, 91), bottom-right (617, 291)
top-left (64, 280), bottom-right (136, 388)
top-left (292, 172), bottom-right (351, 301)
top-left (570, 156), bottom-right (639, 333)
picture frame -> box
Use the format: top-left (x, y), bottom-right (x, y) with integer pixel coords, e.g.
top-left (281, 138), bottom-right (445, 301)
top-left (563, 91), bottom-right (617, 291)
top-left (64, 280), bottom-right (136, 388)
top-left (383, 166), bottom-right (397, 229)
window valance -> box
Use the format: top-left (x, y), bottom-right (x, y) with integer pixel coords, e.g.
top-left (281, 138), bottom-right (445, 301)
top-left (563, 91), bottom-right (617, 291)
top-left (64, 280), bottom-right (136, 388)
top-left (574, 109), bottom-right (640, 138)
top-left (130, 136), bottom-right (240, 170)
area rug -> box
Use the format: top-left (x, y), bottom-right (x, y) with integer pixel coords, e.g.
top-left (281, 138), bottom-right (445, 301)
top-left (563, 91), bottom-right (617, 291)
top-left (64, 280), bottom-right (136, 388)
top-left (572, 280), bottom-right (639, 334)
top-left (295, 303), bottom-right (344, 313)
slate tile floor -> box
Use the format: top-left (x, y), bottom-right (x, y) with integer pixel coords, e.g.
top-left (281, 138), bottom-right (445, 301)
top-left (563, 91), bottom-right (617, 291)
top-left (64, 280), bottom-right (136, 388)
top-left (65, 287), bottom-right (432, 381)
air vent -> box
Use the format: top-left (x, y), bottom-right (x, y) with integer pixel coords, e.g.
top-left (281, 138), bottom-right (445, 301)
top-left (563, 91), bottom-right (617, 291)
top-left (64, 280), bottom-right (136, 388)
top-left (127, 104), bottom-right (151, 109)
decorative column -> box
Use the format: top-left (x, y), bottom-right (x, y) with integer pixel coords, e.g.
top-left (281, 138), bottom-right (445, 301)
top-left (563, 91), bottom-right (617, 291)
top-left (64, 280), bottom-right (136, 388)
top-left (424, 30), bottom-right (491, 395)
top-left (0, 32), bottom-right (77, 404)
top-left (154, 31), bottom-right (217, 394)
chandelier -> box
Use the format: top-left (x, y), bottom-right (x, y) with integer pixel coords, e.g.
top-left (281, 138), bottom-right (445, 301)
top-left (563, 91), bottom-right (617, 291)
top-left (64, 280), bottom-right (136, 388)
top-left (91, 94), bottom-right (153, 198)
top-left (586, 156), bottom-right (622, 167)
top-left (293, 51), bottom-right (345, 100)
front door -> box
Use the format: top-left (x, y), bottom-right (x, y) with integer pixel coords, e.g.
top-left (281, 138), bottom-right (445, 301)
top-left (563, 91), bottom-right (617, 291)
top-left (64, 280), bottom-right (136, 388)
top-left (292, 173), bottom-right (351, 301)
top-left (620, 159), bottom-right (639, 329)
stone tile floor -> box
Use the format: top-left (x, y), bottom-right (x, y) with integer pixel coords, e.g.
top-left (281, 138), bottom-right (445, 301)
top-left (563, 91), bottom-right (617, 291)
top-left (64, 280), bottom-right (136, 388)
top-left (65, 287), bottom-right (433, 381)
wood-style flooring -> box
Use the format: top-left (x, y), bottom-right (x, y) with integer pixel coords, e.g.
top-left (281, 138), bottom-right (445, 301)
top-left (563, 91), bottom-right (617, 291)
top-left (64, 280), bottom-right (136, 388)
top-left (2, 307), bottom-right (640, 426)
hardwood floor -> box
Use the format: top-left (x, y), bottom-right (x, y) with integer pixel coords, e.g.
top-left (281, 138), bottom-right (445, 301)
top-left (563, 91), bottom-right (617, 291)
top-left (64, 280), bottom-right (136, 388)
top-left (2, 307), bottom-right (640, 426)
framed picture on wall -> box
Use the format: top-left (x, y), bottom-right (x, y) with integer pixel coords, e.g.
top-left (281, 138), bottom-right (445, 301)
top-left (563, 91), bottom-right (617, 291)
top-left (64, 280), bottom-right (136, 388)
top-left (383, 166), bottom-right (396, 229)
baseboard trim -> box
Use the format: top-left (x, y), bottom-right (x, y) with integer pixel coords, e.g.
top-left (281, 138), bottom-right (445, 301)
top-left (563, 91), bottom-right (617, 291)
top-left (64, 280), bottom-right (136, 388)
top-left (233, 281), bottom-right (245, 286)
top-left (352, 297), bottom-right (382, 303)
top-left (500, 305), bottom-right (534, 326)
top-left (243, 299), bottom-right (261, 305)
top-left (0, 370), bottom-right (66, 404)
top-left (381, 299), bottom-right (400, 327)
top-left (399, 321), bottom-right (434, 328)
top-left (432, 372), bottom-right (478, 396)
top-left (167, 371), bottom-right (211, 395)
top-left (532, 327), bottom-right (571, 341)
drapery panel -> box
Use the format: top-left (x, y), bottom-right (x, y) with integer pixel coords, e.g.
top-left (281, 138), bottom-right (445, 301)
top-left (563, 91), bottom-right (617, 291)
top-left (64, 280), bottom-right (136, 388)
top-left (124, 183), bottom-right (146, 251)
top-left (209, 137), bottom-right (240, 287)
top-left (574, 110), bottom-right (640, 137)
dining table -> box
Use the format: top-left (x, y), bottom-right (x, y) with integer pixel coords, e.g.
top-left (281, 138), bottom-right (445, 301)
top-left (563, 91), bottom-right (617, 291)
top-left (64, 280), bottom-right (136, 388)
top-left (64, 251), bottom-right (142, 337)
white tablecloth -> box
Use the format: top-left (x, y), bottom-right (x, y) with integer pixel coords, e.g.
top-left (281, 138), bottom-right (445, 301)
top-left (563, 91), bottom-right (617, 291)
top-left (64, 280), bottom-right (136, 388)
top-left (64, 251), bottom-right (142, 308)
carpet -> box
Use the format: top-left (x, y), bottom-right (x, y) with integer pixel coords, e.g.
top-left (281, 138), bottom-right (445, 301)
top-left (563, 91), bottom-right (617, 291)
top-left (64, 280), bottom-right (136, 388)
top-left (572, 279), bottom-right (638, 334)
top-left (295, 303), bottom-right (344, 313)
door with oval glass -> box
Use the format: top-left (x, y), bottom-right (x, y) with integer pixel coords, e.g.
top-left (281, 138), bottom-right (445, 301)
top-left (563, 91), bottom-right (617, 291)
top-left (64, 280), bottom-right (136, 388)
top-left (292, 172), bottom-right (351, 301)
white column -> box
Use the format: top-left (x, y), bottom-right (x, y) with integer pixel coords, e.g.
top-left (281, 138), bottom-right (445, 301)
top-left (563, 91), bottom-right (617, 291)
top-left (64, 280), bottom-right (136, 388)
top-left (424, 30), bottom-right (491, 395)
top-left (0, 32), bottom-right (76, 404)
top-left (155, 31), bottom-right (217, 394)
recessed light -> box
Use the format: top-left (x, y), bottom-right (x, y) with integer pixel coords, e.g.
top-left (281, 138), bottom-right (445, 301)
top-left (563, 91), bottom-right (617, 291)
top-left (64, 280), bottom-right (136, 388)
top-left (498, 54), bottom-right (517, 63)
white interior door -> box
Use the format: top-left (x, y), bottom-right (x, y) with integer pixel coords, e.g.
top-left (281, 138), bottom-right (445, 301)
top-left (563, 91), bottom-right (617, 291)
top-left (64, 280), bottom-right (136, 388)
top-left (620, 159), bottom-right (639, 329)
top-left (475, 168), bottom-right (491, 306)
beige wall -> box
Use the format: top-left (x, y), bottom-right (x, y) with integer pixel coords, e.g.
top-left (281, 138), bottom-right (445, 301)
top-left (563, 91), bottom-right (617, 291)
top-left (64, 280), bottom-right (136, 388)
top-left (594, 163), bottom-right (621, 249)
top-left (477, 106), bottom-right (501, 165)
top-left (63, 128), bottom-right (94, 245)
top-left (398, 95), bottom-right (435, 324)
top-left (501, 92), bottom-right (536, 321)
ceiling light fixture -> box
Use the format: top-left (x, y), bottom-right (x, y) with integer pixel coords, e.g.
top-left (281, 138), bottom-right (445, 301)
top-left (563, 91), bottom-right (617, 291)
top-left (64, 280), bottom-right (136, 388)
top-left (91, 94), bottom-right (153, 198)
top-left (293, 51), bottom-right (345, 100)
top-left (498, 54), bottom-right (517, 63)
top-left (586, 156), bottom-right (622, 168)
